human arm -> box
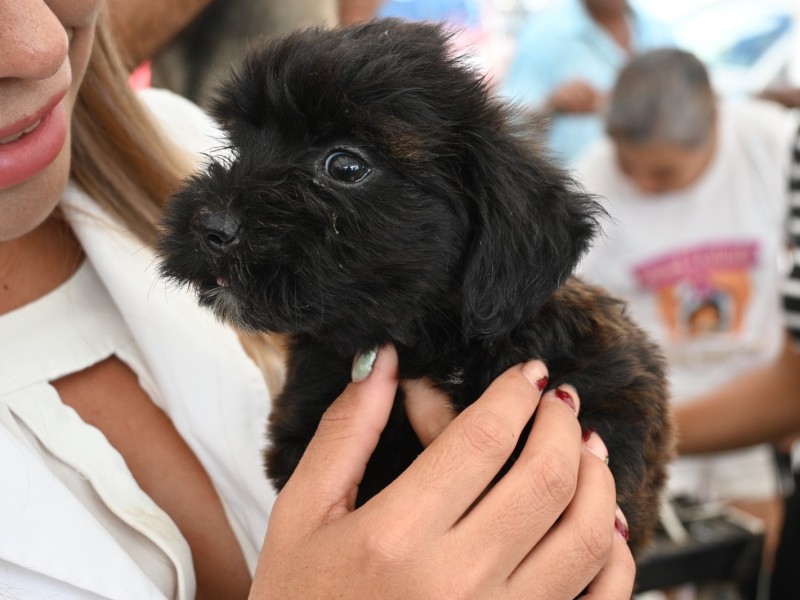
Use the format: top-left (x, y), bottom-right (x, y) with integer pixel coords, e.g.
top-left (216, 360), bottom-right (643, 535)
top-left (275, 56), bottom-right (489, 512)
top-left (250, 345), bottom-right (633, 599)
top-left (758, 87), bottom-right (800, 109)
top-left (105, 0), bottom-right (213, 67)
top-left (674, 332), bottom-right (800, 455)
top-left (544, 79), bottom-right (606, 115)
top-left (504, 76), bottom-right (605, 118)
top-left (339, 0), bottom-right (383, 24)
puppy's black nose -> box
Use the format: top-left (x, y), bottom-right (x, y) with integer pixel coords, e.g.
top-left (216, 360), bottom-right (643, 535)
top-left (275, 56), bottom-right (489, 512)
top-left (192, 210), bottom-right (242, 255)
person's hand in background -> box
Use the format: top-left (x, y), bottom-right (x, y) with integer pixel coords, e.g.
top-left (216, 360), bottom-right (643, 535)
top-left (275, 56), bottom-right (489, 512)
top-left (546, 79), bottom-right (606, 114)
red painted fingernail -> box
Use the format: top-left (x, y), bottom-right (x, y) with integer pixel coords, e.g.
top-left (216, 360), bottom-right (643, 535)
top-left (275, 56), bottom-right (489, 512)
top-left (535, 376), bottom-right (549, 391)
top-left (615, 506), bottom-right (629, 542)
top-left (615, 520), bottom-right (629, 542)
top-left (555, 388), bottom-right (576, 413)
top-left (583, 431), bottom-right (609, 464)
top-left (582, 427), bottom-right (594, 442)
top-left (520, 360), bottom-right (548, 391)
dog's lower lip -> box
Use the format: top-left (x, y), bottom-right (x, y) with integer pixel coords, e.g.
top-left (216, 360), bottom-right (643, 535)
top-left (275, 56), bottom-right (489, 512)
top-left (216, 276), bottom-right (231, 288)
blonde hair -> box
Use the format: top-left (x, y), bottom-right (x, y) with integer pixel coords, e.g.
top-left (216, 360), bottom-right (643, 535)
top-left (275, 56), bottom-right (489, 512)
top-left (70, 13), bottom-right (286, 394)
top-left (70, 14), bottom-right (193, 245)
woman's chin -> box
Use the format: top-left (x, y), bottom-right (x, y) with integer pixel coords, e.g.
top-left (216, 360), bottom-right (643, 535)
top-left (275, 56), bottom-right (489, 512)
top-left (0, 145), bottom-right (71, 242)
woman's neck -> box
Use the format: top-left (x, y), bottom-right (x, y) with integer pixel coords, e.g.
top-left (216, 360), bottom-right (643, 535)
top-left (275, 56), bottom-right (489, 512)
top-left (0, 216), bottom-right (84, 315)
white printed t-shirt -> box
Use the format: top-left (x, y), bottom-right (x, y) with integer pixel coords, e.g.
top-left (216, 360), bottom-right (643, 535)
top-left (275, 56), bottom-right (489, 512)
top-left (576, 100), bottom-right (797, 501)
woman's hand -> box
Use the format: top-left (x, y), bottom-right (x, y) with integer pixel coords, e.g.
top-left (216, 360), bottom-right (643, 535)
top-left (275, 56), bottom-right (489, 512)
top-left (250, 345), bottom-right (634, 599)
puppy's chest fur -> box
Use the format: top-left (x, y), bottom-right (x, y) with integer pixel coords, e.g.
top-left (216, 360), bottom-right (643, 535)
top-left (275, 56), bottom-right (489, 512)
top-left (267, 276), bottom-right (671, 551)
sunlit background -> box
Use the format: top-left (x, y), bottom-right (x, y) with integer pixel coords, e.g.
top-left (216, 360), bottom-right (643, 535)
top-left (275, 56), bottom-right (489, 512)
top-left (377, 0), bottom-right (800, 99)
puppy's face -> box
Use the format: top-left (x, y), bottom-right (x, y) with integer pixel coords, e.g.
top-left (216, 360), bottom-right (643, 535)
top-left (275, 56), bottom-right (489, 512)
top-left (159, 20), bottom-right (600, 350)
top-left (159, 21), bottom-right (477, 347)
top-left (160, 137), bottom-right (467, 343)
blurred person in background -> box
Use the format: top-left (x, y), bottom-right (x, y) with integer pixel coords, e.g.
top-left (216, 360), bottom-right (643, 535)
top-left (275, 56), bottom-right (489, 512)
top-left (340, 0), bottom-right (383, 24)
top-left (148, 0), bottom-right (339, 108)
top-left (575, 48), bottom-right (797, 575)
top-left (673, 123), bottom-right (800, 599)
top-left (107, 0), bottom-right (212, 69)
top-left (501, 0), bottom-right (673, 166)
top-left (145, 1), bottom-right (388, 108)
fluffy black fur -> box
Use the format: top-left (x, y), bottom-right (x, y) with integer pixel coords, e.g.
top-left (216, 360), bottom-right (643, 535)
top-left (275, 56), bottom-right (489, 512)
top-left (158, 19), bottom-right (673, 550)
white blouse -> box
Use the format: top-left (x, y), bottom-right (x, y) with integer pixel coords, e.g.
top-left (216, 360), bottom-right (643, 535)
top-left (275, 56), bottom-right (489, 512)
top-left (0, 260), bottom-right (189, 598)
top-left (0, 89), bottom-right (276, 599)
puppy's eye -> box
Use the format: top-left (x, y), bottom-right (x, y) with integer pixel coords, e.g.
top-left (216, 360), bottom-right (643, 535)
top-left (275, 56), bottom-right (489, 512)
top-left (325, 151), bottom-right (371, 184)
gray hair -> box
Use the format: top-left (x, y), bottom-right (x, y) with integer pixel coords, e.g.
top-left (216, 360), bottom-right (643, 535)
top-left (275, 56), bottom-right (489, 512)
top-left (605, 49), bottom-right (717, 148)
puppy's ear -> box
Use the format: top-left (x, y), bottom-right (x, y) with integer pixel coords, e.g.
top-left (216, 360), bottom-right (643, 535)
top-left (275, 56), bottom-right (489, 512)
top-left (461, 130), bottom-right (603, 339)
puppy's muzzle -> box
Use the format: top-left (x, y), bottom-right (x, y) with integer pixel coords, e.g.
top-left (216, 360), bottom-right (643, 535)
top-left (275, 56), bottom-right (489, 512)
top-left (190, 209), bottom-right (242, 257)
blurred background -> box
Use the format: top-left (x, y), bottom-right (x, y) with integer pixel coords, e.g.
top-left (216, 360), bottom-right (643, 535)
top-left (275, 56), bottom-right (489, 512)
top-left (143, 0), bottom-right (800, 110)
top-left (376, 0), bottom-right (800, 100)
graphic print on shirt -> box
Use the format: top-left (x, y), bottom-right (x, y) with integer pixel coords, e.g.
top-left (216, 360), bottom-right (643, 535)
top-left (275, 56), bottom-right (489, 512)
top-left (633, 241), bottom-right (759, 342)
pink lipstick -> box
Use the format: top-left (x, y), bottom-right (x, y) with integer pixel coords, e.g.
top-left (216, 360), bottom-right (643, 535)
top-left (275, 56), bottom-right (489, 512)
top-left (0, 92), bottom-right (68, 190)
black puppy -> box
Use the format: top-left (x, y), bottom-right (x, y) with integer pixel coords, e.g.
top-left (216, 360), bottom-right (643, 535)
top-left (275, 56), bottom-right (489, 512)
top-left (159, 19), bottom-right (673, 550)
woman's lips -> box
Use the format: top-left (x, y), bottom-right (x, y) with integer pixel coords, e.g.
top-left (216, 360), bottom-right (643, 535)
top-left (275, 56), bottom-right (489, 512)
top-left (0, 94), bottom-right (69, 190)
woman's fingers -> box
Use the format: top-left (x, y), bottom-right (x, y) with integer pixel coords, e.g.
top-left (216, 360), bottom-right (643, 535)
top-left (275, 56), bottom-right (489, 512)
top-left (279, 345), bottom-right (398, 529)
top-left (505, 440), bottom-right (621, 599)
top-left (578, 522), bottom-right (636, 599)
top-left (373, 360), bottom-right (549, 534)
top-left (259, 355), bottom-right (635, 600)
top-left (446, 386), bottom-right (583, 582)
top-left (403, 377), bottom-right (456, 447)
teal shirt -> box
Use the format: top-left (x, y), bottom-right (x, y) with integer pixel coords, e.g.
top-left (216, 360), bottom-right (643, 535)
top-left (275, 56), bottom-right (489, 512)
top-left (502, 0), bottom-right (673, 165)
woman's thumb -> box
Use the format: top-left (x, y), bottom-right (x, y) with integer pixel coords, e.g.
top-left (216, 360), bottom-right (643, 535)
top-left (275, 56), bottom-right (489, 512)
top-left (280, 344), bottom-right (399, 526)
